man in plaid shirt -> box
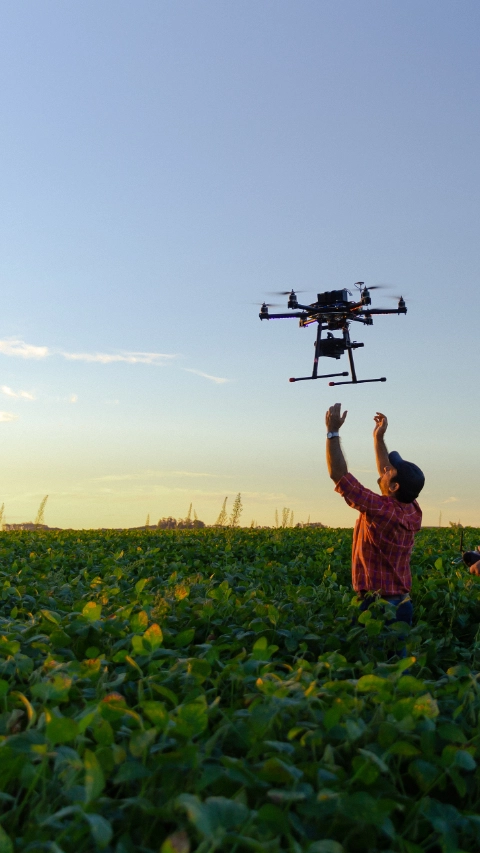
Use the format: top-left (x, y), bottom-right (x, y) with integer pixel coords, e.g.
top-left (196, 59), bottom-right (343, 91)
top-left (325, 403), bottom-right (425, 626)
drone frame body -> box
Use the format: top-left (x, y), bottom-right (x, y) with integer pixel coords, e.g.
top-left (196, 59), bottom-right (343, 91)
top-left (259, 284), bottom-right (407, 386)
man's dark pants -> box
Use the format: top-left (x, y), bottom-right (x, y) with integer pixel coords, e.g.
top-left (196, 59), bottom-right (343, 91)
top-left (359, 594), bottom-right (413, 658)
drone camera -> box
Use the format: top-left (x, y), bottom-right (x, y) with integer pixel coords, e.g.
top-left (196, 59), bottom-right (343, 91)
top-left (318, 334), bottom-right (346, 359)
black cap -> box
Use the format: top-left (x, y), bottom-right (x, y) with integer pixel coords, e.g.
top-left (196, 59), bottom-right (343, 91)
top-left (388, 451), bottom-right (425, 502)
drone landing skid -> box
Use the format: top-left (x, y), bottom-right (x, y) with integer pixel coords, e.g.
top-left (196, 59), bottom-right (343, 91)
top-left (289, 372), bottom-right (348, 383)
top-left (329, 377), bottom-right (386, 386)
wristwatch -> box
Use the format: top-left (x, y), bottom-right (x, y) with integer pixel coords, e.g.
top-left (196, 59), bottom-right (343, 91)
top-left (327, 431), bottom-right (340, 439)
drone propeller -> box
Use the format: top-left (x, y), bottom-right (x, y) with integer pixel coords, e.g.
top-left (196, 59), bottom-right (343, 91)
top-left (267, 290), bottom-right (309, 296)
top-left (252, 301), bottom-right (282, 308)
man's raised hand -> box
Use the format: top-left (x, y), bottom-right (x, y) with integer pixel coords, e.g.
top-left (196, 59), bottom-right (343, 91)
top-left (373, 411), bottom-right (388, 438)
top-left (326, 403), bottom-right (348, 432)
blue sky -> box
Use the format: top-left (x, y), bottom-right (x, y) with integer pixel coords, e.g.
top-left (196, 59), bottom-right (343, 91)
top-left (0, 1), bottom-right (479, 528)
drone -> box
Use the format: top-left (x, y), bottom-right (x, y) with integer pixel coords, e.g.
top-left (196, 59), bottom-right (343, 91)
top-left (258, 282), bottom-right (407, 386)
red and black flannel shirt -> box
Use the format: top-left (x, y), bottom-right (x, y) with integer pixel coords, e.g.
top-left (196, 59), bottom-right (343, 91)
top-left (335, 473), bottom-right (422, 596)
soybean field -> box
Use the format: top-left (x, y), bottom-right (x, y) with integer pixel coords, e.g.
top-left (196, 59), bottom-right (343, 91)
top-left (1, 526), bottom-right (480, 853)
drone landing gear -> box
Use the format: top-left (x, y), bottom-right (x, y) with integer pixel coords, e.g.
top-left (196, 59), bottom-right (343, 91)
top-left (289, 322), bottom-right (387, 386)
top-left (328, 335), bottom-right (386, 385)
top-left (289, 372), bottom-right (348, 383)
top-left (328, 377), bottom-right (386, 386)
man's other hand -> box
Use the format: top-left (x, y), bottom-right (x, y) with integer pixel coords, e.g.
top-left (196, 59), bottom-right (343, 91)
top-left (373, 411), bottom-right (388, 438)
top-left (326, 403), bottom-right (347, 432)
top-left (470, 561), bottom-right (480, 576)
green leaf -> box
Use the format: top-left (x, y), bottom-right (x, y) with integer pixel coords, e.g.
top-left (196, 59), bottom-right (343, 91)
top-left (438, 723), bottom-right (467, 743)
top-left (46, 715), bottom-right (79, 744)
top-left (454, 749), bottom-right (476, 771)
top-left (82, 601), bottom-right (102, 621)
top-left (174, 628), bottom-right (195, 648)
top-left (142, 700), bottom-right (169, 730)
top-left (129, 727), bottom-right (157, 757)
top-left (174, 697), bottom-right (208, 738)
top-left (257, 803), bottom-right (290, 834)
top-left (135, 578), bottom-right (148, 594)
top-left (31, 674), bottom-right (72, 703)
top-left (396, 675), bottom-right (426, 694)
top-left (176, 794), bottom-right (249, 840)
top-left (408, 759), bottom-right (439, 791)
top-left (0, 638), bottom-right (20, 655)
top-left (434, 558), bottom-right (443, 570)
top-left (0, 679), bottom-right (9, 698)
top-left (358, 610), bottom-right (372, 624)
top-left (130, 610), bottom-right (149, 633)
top-left (40, 609), bottom-right (60, 625)
top-left (84, 814), bottom-right (113, 848)
top-left (308, 842), bottom-right (344, 853)
top-left (357, 748), bottom-right (389, 774)
top-left (84, 748), bottom-right (105, 802)
top-left (388, 740), bottom-right (420, 757)
top-left (365, 618), bottom-right (383, 637)
top-left (113, 761), bottom-right (151, 783)
top-left (356, 675), bottom-right (390, 693)
top-left (143, 623), bottom-right (163, 650)
top-left (0, 826), bottom-right (13, 853)
top-left (92, 717), bottom-right (114, 746)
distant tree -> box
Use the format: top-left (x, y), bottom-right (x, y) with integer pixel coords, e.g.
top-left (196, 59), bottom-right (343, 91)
top-left (214, 497), bottom-right (228, 527)
top-left (0, 503), bottom-right (4, 531)
top-left (275, 509), bottom-right (279, 528)
top-left (157, 517), bottom-right (177, 529)
top-left (229, 493), bottom-right (243, 528)
top-left (35, 495), bottom-right (48, 528)
top-left (145, 513), bottom-right (150, 528)
top-left (186, 503), bottom-right (192, 522)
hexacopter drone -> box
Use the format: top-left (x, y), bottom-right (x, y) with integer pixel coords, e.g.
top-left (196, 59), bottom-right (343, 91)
top-left (258, 282), bottom-right (407, 386)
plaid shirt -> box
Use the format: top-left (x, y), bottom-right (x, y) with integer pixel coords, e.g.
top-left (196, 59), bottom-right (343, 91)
top-left (335, 473), bottom-right (422, 596)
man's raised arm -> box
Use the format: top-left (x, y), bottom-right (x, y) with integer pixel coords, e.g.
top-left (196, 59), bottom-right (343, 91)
top-left (373, 411), bottom-right (390, 476)
top-left (325, 403), bottom-right (348, 484)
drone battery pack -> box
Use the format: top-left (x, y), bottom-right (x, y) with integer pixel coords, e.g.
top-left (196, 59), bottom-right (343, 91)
top-left (316, 289), bottom-right (350, 307)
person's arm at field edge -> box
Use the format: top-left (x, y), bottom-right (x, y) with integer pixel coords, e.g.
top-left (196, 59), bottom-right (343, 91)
top-left (373, 411), bottom-right (390, 477)
top-left (470, 561), bottom-right (480, 577)
top-left (326, 403), bottom-right (348, 484)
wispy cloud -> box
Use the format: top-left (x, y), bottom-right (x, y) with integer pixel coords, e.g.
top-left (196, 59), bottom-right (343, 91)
top-left (0, 338), bottom-right (176, 366)
top-left (0, 385), bottom-right (35, 400)
top-left (443, 496), bottom-right (459, 503)
top-left (183, 368), bottom-right (228, 384)
top-left (69, 394), bottom-right (78, 403)
top-left (0, 411), bottom-right (19, 422)
top-left (0, 340), bottom-right (49, 359)
top-left (61, 350), bottom-right (175, 365)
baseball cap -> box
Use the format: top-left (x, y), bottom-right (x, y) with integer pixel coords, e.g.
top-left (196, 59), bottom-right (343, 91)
top-left (388, 451), bottom-right (425, 502)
